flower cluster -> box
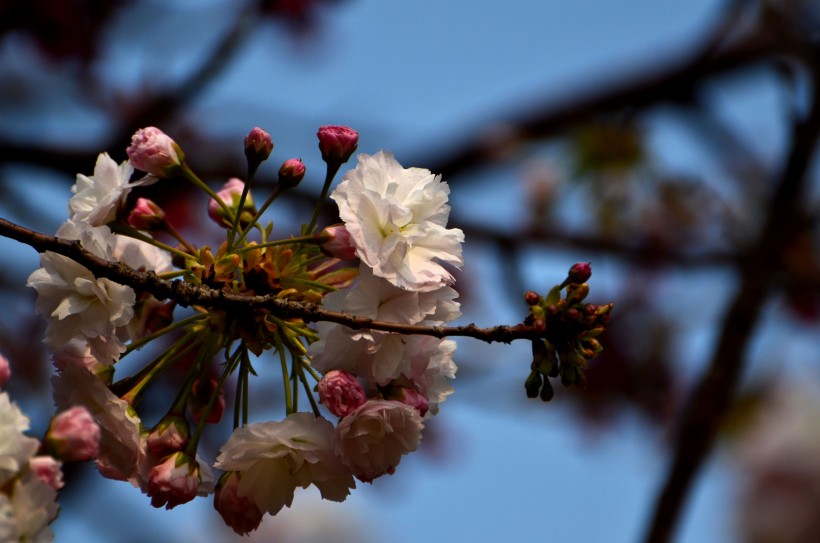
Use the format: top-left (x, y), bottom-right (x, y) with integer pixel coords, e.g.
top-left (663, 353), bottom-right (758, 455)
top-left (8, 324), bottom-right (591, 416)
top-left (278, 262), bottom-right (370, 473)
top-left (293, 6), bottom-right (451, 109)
top-left (23, 125), bottom-right (467, 536)
top-left (0, 354), bottom-right (101, 542)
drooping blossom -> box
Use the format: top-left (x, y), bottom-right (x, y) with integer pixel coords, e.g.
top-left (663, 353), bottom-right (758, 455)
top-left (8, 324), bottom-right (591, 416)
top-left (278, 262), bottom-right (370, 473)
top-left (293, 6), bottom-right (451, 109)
top-left (146, 417), bottom-right (188, 458)
top-left (69, 153), bottom-right (155, 226)
top-left (214, 413), bottom-right (355, 516)
top-left (126, 127), bottom-right (185, 177)
top-left (45, 406), bottom-right (101, 461)
top-left (27, 220), bottom-right (135, 365)
top-left (331, 150), bottom-right (464, 291)
top-left (213, 471), bottom-right (265, 536)
top-left (407, 337), bottom-right (458, 417)
top-left (52, 364), bottom-right (142, 486)
top-left (334, 400), bottom-right (424, 483)
top-left (146, 452), bottom-right (201, 509)
top-left (317, 371), bottom-right (366, 418)
top-left (0, 392), bottom-right (40, 487)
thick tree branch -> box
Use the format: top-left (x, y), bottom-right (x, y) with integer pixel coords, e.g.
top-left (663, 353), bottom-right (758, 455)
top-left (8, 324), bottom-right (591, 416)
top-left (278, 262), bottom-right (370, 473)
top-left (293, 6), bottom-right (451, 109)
top-left (642, 48), bottom-right (820, 543)
top-left (0, 218), bottom-right (539, 344)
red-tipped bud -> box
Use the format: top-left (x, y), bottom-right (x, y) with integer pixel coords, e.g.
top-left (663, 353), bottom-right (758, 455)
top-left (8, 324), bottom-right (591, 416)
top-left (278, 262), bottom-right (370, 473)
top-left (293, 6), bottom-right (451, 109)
top-left (128, 198), bottom-right (166, 231)
top-left (524, 291), bottom-right (541, 306)
top-left (319, 224), bottom-right (358, 261)
top-left (317, 370), bottom-right (366, 417)
top-left (278, 158), bottom-right (306, 189)
top-left (244, 127), bottom-right (273, 165)
top-left (127, 127), bottom-right (185, 177)
top-left (317, 125), bottom-right (358, 164)
top-left (146, 452), bottom-right (201, 510)
top-left (565, 262), bottom-right (592, 285)
top-left (0, 353), bottom-right (9, 387)
top-left (146, 416), bottom-right (189, 457)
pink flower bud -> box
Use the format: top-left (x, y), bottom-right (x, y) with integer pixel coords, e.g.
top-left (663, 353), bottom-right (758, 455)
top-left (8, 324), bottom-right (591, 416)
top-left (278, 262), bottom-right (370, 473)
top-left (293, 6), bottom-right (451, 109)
top-left (127, 127), bottom-right (185, 177)
top-left (277, 158), bottom-right (306, 189)
top-left (244, 127), bottom-right (273, 165)
top-left (0, 353), bottom-right (10, 387)
top-left (147, 452), bottom-right (201, 509)
top-left (565, 262), bottom-right (592, 285)
top-left (214, 471), bottom-right (264, 536)
top-left (317, 125), bottom-right (358, 164)
top-left (318, 370), bottom-right (366, 418)
top-left (146, 416), bottom-right (189, 458)
top-left (29, 456), bottom-right (64, 490)
top-left (45, 406), bottom-right (101, 461)
top-left (390, 386), bottom-right (429, 417)
top-left (127, 198), bottom-right (166, 231)
top-left (188, 377), bottom-right (225, 424)
top-left (207, 178), bottom-right (256, 228)
top-left (319, 224), bottom-right (357, 261)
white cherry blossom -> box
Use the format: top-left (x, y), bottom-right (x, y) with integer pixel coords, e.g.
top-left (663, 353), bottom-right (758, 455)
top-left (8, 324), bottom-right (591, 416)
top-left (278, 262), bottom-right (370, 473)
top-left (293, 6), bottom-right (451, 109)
top-left (331, 151), bottom-right (464, 291)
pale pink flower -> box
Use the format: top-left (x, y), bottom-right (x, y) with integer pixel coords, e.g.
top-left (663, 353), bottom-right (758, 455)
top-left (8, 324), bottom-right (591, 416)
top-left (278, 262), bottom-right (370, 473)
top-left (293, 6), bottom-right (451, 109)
top-left (317, 125), bottom-right (358, 164)
top-left (69, 153), bottom-right (156, 226)
top-left (0, 471), bottom-right (59, 542)
top-left (52, 364), bottom-right (143, 485)
top-left (317, 370), bottom-right (366, 418)
top-left (331, 150), bottom-right (464, 291)
top-left (127, 126), bottom-right (185, 177)
top-left (51, 337), bottom-right (104, 373)
top-left (208, 178), bottom-right (256, 228)
top-left (28, 456), bottom-right (63, 490)
top-left (215, 413), bottom-right (355, 516)
top-left (146, 451), bottom-right (201, 509)
top-left (27, 220), bottom-right (135, 365)
top-left (335, 400), bottom-right (424, 483)
top-left (408, 337), bottom-right (458, 416)
top-left (0, 353), bottom-right (10, 387)
top-left (45, 405), bottom-right (101, 461)
top-left (0, 392), bottom-right (40, 486)
top-left (319, 225), bottom-right (357, 261)
top-left (214, 471), bottom-right (265, 536)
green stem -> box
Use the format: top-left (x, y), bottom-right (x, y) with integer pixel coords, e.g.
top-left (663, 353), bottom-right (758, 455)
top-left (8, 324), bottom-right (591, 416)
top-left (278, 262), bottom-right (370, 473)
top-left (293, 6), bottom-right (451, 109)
top-left (110, 223), bottom-right (192, 261)
top-left (119, 334), bottom-right (198, 406)
top-left (122, 313), bottom-right (207, 357)
top-left (227, 170), bottom-right (256, 250)
top-left (280, 276), bottom-right (337, 292)
top-left (187, 357), bottom-right (235, 455)
top-left (278, 342), bottom-right (294, 415)
top-left (233, 184), bottom-right (283, 247)
top-left (181, 163), bottom-right (235, 222)
top-left (158, 269), bottom-right (192, 280)
top-left (305, 162), bottom-right (342, 234)
top-left (300, 358), bottom-right (322, 382)
top-left (233, 234), bottom-right (321, 256)
top-left (297, 362), bottom-right (321, 417)
top-left (162, 221), bottom-right (197, 254)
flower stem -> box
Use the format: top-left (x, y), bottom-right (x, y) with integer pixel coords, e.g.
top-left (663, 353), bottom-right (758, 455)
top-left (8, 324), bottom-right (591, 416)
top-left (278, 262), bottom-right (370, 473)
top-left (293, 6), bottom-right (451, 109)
top-left (278, 342), bottom-right (293, 415)
top-left (109, 223), bottom-right (192, 261)
top-left (305, 162), bottom-right (341, 234)
top-left (233, 234), bottom-right (321, 256)
top-left (122, 313), bottom-right (207, 357)
top-left (181, 163), bottom-right (235, 222)
top-left (233, 184), bottom-right (283, 247)
top-left (227, 170), bottom-right (257, 250)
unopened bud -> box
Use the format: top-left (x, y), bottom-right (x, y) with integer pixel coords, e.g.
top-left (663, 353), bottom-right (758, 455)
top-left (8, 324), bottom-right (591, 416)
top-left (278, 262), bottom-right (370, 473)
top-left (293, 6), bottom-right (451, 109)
top-left (128, 198), bottom-right (166, 231)
top-left (0, 353), bottom-right (10, 387)
top-left (317, 125), bottom-right (358, 164)
top-left (564, 262), bottom-right (592, 286)
top-left (524, 291), bottom-right (541, 306)
top-left (147, 416), bottom-right (189, 457)
top-left (319, 224), bottom-right (358, 261)
top-left (278, 158), bottom-right (306, 189)
top-left (525, 371), bottom-right (542, 399)
top-left (539, 378), bottom-right (554, 402)
top-left (244, 127), bottom-right (273, 166)
top-left (127, 127), bottom-right (185, 178)
top-left (214, 472), bottom-right (264, 536)
top-left (208, 178), bottom-right (256, 228)
top-left (45, 406), bottom-right (101, 461)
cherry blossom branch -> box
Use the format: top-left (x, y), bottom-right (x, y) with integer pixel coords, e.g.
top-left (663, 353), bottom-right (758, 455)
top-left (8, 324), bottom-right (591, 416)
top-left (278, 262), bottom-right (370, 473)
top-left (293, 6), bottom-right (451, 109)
top-left (0, 218), bottom-right (539, 344)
